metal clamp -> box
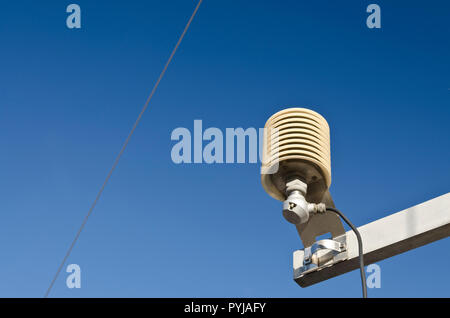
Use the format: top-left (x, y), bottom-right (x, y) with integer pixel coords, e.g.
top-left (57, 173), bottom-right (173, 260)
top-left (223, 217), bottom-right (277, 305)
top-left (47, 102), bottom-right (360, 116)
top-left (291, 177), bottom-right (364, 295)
top-left (311, 239), bottom-right (346, 255)
top-left (298, 235), bottom-right (348, 277)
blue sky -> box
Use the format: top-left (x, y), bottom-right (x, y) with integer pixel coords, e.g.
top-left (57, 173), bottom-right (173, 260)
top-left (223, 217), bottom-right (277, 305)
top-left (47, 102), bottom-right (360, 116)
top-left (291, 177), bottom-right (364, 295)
top-left (0, 0), bottom-right (449, 297)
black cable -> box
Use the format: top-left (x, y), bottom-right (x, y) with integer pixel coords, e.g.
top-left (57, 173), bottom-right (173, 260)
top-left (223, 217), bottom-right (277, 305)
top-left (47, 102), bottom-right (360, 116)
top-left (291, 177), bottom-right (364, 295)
top-left (326, 207), bottom-right (367, 298)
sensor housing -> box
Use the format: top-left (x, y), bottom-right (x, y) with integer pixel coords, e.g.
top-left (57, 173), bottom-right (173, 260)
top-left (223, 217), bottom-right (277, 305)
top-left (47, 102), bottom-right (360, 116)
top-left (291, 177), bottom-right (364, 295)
top-left (261, 107), bottom-right (331, 206)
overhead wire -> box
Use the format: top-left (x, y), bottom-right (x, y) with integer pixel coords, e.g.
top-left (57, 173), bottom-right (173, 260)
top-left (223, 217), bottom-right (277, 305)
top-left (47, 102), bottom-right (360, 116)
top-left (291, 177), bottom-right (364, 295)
top-left (44, 0), bottom-right (204, 297)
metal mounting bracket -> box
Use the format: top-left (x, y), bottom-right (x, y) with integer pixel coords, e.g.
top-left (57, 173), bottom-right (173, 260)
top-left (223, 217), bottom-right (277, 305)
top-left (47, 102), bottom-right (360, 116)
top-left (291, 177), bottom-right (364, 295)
top-left (293, 189), bottom-right (349, 278)
top-left (295, 189), bottom-right (346, 247)
top-left (297, 235), bottom-right (348, 278)
top-left (293, 192), bottom-right (450, 288)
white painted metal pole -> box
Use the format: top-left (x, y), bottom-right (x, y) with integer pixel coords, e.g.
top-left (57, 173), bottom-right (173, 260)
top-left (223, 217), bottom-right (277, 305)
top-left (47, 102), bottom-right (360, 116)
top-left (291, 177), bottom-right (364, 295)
top-left (293, 192), bottom-right (450, 287)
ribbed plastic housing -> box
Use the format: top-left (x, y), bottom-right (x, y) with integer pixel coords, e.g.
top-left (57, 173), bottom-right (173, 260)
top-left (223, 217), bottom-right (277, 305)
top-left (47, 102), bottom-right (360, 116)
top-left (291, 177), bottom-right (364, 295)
top-left (261, 108), bottom-right (331, 201)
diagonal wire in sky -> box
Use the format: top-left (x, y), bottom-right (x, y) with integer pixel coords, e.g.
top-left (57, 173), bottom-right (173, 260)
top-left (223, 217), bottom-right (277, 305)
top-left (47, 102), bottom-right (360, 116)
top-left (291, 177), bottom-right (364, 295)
top-left (44, 0), bottom-right (204, 298)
